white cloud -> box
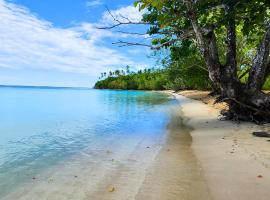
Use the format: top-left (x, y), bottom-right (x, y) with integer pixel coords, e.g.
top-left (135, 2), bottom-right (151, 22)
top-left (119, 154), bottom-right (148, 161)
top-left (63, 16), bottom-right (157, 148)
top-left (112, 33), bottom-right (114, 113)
top-left (0, 0), bottom-right (148, 76)
top-left (86, 0), bottom-right (103, 8)
top-left (101, 5), bottom-right (143, 25)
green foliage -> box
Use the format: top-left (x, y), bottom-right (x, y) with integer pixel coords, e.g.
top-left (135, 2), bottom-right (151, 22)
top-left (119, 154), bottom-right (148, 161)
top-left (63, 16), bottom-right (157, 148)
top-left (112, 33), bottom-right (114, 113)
top-left (96, 1), bottom-right (270, 91)
top-left (95, 68), bottom-right (168, 90)
top-left (133, 0), bottom-right (270, 90)
top-left (95, 63), bottom-right (210, 91)
top-left (263, 78), bottom-right (270, 90)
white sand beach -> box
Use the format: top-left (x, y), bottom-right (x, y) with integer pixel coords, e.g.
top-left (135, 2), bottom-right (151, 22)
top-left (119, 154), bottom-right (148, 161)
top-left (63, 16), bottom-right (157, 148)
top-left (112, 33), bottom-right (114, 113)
top-left (172, 91), bottom-right (270, 200)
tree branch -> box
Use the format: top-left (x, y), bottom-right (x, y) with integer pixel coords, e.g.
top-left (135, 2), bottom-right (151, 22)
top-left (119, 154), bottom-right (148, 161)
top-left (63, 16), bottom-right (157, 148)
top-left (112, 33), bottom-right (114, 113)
top-left (96, 6), bottom-right (153, 30)
top-left (114, 30), bottom-right (149, 36)
top-left (112, 41), bottom-right (153, 48)
top-left (112, 39), bottom-right (179, 50)
top-left (184, 0), bottom-right (221, 88)
top-left (97, 21), bottom-right (152, 30)
top-left (225, 4), bottom-right (237, 75)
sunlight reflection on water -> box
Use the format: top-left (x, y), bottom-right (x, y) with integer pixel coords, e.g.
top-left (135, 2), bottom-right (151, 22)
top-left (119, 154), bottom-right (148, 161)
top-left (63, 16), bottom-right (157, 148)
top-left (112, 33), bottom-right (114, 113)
top-left (0, 88), bottom-right (175, 197)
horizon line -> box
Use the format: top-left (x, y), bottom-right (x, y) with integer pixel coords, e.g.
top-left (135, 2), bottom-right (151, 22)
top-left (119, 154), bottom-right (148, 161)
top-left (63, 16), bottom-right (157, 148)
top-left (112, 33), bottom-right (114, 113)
top-left (0, 84), bottom-right (93, 90)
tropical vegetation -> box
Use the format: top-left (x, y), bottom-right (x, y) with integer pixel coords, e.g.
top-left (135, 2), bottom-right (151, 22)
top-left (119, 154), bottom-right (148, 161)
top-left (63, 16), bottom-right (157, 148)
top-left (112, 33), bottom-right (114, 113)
top-left (95, 0), bottom-right (270, 122)
top-left (94, 62), bottom-right (210, 90)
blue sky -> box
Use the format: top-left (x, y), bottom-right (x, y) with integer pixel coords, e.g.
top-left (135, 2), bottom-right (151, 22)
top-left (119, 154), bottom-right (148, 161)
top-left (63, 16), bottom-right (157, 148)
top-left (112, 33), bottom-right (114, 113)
top-left (0, 0), bottom-right (154, 87)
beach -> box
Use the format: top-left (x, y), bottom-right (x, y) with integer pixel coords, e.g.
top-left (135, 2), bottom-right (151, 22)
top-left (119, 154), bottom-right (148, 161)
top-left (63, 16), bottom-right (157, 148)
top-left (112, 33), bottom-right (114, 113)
top-left (1, 0), bottom-right (269, 199)
top-left (171, 91), bottom-right (270, 200)
top-left (2, 90), bottom-right (270, 200)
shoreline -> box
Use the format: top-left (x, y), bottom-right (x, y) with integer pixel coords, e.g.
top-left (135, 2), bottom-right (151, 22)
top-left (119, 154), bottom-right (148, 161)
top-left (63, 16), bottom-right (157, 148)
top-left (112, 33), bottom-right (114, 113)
top-left (168, 90), bottom-right (270, 200)
top-left (2, 95), bottom-right (203, 200)
top-left (2, 90), bottom-right (270, 200)
top-left (2, 91), bottom-right (211, 200)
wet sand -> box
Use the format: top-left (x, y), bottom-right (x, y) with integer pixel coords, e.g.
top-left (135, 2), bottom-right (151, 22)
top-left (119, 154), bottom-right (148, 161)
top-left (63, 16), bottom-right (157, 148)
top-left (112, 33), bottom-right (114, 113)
top-left (135, 106), bottom-right (211, 200)
top-left (2, 101), bottom-right (210, 200)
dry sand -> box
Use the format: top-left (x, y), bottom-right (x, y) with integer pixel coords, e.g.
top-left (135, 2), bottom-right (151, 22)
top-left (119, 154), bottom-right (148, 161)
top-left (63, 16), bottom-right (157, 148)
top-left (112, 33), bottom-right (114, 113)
top-left (170, 90), bottom-right (270, 200)
top-left (2, 90), bottom-right (270, 200)
top-left (176, 90), bottom-right (228, 110)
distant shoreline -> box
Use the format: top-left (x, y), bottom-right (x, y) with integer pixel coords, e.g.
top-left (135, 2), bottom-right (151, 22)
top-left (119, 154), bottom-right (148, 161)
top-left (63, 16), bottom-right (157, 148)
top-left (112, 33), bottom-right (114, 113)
top-left (0, 85), bottom-right (92, 90)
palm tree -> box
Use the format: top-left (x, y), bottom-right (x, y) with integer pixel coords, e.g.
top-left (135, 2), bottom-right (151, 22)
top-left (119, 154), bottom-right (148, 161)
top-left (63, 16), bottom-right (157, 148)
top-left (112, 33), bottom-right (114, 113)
top-left (109, 71), bottom-right (112, 77)
top-left (115, 70), bottom-right (121, 77)
top-left (126, 65), bottom-right (130, 75)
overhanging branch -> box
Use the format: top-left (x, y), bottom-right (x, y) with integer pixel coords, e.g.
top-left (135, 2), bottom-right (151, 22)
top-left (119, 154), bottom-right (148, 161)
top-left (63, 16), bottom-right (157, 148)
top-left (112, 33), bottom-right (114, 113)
top-left (112, 39), bottom-right (179, 50)
top-left (97, 21), bottom-right (152, 30)
top-left (96, 6), bottom-right (154, 30)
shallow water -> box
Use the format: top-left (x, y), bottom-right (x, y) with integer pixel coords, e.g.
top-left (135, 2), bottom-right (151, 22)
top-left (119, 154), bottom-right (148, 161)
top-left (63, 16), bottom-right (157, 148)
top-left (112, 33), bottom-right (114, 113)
top-left (0, 87), bottom-right (174, 198)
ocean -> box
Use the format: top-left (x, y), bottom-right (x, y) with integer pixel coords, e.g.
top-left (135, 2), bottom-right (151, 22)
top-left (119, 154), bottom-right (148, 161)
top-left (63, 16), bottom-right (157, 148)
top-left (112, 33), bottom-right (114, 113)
top-left (0, 86), bottom-right (175, 198)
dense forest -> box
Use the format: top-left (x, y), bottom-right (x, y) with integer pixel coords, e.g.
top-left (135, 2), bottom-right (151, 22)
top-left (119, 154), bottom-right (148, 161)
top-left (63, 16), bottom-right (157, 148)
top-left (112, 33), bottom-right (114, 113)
top-left (95, 0), bottom-right (270, 122)
top-left (94, 63), bottom-right (210, 90)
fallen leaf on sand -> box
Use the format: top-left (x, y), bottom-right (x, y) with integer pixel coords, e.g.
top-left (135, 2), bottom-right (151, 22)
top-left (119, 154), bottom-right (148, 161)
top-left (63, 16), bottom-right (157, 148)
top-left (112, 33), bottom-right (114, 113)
top-left (108, 186), bottom-right (116, 192)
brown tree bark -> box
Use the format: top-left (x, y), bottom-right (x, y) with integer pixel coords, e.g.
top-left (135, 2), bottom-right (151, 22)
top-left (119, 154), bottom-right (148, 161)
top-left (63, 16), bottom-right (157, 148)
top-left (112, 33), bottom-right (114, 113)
top-left (185, 0), bottom-right (270, 122)
top-left (184, 0), bottom-right (222, 92)
top-left (248, 26), bottom-right (270, 92)
top-left (220, 4), bottom-right (239, 98)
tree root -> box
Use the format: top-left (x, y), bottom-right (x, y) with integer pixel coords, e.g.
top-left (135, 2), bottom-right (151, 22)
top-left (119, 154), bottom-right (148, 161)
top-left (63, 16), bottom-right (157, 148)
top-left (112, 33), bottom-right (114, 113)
top-left (216, 96), bottom-right (270, 124)
top-left (252, 132), bottom-right (270, 137)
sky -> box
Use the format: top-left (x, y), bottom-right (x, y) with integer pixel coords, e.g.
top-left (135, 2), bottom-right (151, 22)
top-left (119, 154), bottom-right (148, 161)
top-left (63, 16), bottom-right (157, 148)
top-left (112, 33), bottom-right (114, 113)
top-left (0, 0), bottom-right (154, 87)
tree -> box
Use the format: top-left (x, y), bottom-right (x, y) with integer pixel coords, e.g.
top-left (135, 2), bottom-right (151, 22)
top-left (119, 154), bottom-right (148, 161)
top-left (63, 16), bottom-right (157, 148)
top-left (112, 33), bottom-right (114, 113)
top-left (115, 69), bottom-right (121, 77)
top-left (94, 67), bottom-right (168, 90)
top-left (126, 65), bottom-right (130, 74)
top-left (109, 71), bottom-right (113, 77)
top-left (104, 0), bottom-right (270, 122)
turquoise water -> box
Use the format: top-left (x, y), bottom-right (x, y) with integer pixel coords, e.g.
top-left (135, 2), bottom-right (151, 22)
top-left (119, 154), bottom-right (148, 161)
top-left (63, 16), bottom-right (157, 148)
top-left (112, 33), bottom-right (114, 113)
top-left (0, 87), bottom-right (174, 197)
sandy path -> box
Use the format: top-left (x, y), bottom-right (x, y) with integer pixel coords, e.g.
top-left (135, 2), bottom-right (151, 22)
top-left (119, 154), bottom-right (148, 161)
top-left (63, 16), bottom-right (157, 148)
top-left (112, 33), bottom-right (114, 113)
top-left (173, 93), bottom-right (270, 200)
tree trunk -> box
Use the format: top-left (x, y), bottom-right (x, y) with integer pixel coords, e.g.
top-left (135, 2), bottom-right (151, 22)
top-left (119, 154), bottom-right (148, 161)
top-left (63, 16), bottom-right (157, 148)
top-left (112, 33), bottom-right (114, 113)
top-left (184, 0), bottom-right (222, 91)
top-left (220, 5), bottom-right (239, 98)
top-left (185, 1), bottom-right (270, 123)
top-left (247, 26), bottom-right (270, 92)
top-left (220, 24), bottom-right (270, 123)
